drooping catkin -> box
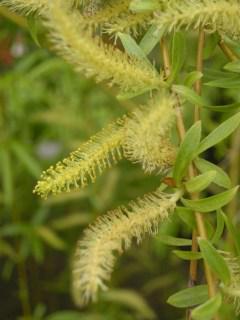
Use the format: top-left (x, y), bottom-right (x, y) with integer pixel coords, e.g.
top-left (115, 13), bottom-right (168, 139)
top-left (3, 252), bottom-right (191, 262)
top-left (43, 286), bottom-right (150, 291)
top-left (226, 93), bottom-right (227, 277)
top-left (44, 0), bottom-right (163, 93)
top-left (72, 189), bottom-right (180, 305)
top-left (153, 0), bottom-right (240, 39)
top-left (123, 92), bottom-right (176, 173)
top-left (33, 119), bottom-right (125, 199)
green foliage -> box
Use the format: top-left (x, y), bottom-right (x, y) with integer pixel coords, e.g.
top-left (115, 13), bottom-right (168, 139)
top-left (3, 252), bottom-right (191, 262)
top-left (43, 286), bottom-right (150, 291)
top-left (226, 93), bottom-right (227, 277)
top-left (191, 293), bottom-right (222, 320)
top-left (167, 285), bottom-right (208, 308)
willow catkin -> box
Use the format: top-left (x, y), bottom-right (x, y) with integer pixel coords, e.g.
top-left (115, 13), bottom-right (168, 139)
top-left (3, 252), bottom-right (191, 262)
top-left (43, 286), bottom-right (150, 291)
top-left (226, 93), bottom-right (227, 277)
top-left (72, 189), bottom-right (181, 305)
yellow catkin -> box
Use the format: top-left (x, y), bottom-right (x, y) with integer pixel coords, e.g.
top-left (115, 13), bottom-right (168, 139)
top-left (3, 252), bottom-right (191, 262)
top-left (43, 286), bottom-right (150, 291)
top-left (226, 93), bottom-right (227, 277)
top-left (44, 0), bottom-right (163, 93)
top-left (153, 0), bottom-right (240, 39)
top-left (34, 120), bottom-right (125, 199)
top-left (104, 10), bottom-right (152, 37)
top-left (123, 92), bottom-right (176, 173)
top-left (82, 0), bottom-right (130, 27)
top-left (1, 0), bottom-right (48, 14)
top-left (72, 189), bottom-right (181, 305)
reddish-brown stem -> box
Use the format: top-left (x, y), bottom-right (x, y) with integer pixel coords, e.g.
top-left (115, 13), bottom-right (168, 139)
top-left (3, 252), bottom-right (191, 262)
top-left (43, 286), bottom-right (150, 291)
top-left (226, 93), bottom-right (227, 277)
top-left (160, 37), bottom-right (218, 319)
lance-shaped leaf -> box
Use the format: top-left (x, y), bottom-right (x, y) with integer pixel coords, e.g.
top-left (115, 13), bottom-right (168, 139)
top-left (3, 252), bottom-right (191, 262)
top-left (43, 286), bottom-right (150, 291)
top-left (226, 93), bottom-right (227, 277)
top-left (205, 76), bottom-right (240, 88)
top-left (158, 234), bottom-right (192, 247)
top-left (211, 210), bottom-right (225, 244)
top-left (181, 186), bottom-right (239, 213)
top-left (118, 32), bottom-right (149, 64)
top-left (139, 25), bottom-right (165, 55)
top-left (168, 32), bottom-right (186, 84)
top-left (173, 250), bottom-right (202, 261)
top-left (194, 158), bottom-right (232, 189)
top-left (184, 171), bottom-right (216, 193)
top-left (173, 85), bottom-right (240, 112)
top-left (192, 293), bottom-right (222, 320)
top-left (197, 112), bottom-right (240, 154)
top-left (224, 60), bottom-right (240, 73)
top-left (173, 121), bottom-right (201, 185)
top-left (198, 238), bottom-right (231, 285)
top-left (167, 285), bottom-right (208, 308)
top-left (221, 210), bottom-right (240, 256)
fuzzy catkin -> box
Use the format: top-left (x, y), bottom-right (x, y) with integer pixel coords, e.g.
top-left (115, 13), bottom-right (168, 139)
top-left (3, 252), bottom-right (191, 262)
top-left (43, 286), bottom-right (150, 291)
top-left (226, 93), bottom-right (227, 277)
top-left (153, 0), bottom-right (240, 39)
top-left (123, 92), bottom-right (176, 173)
top-left (1, 0), bottom-right (48, 14)
top-left (72, 190), bottom-right (180, 305)
top-left (33, 120), bottom-right (125, 198)
top-left (45, 0), bottom-right (163, 93)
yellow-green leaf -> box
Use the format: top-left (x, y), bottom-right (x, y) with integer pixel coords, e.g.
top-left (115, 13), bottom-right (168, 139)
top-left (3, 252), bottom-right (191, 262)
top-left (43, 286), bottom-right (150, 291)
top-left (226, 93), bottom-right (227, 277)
top-left (192, 293), bottom-right (222, 320)
top-left (181, 186), bottom-right (239, 212)
top-left (198, 238), bottom-right (231, 285)
top-left (184, 171), bottom-right (216, 193)
top-left (167, 285), bottom-right (208, 308)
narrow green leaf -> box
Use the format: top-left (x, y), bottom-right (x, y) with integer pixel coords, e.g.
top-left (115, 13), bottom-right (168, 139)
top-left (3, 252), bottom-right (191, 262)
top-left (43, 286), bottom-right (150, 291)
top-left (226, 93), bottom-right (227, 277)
top-left (167, 285), bottom-right (208, 308)
top-left (203, 33), bottom-right (220, 60)
top-left (139, 25), bottom-right (165, 55)
top-left (173, 250), bottom-right (202, 260)
top-left (173, 85), bottom-right (240, 112)
top-left (184, 71), bottom-right (203, 88)
top-left (192, 293), bottom-right (222, 320)
top-left (198, 238), bottom-right (231, 285)
top-left (211, 210), bottom-right (225, 244)
top-left (203, 102), bottom-right (240, 113)
top-left (181, 187), bottom-right (239, 213)
top-left (221, 210), bottom-right (240, 256)
top-left (11, 141), bottom-right (41, 178)
top-left (203, 68), bottom-right (237, 81)
top-left (224, 60), bottom-right (240, 73)
top-left (27, 17), bottom-right (41, 47)
top-left (158, 234), bottom-right (192, 246)
top-left (184, 171), bottom-right (216, 193)
top-left (194, 158), bottom-right (232, 189)
top-left (118, 32), bottom-right (149, 64)
top-left (51, 213), bottom-right (90, 230)
top-left (102, 289), bottom-right (156, 319)
top-left (130, 0), bottom-right (159, 12)
top-left (172, 85), bottom-right (209, 106)
top-left (168, 32), bottom-right (186, 83)
top-left (36, 226), bottom-right (66, 250)
top-left (197, 112), bottom-right (240, 154)
top-left (205, 76), bottom-right (240, 88)
top-left (173, 121), bottom-right (201, 185)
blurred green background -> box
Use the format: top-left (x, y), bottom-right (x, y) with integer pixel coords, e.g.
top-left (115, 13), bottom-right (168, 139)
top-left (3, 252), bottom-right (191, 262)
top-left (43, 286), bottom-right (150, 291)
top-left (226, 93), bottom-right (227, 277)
top-left (0, 7), bottom-right (239, 320)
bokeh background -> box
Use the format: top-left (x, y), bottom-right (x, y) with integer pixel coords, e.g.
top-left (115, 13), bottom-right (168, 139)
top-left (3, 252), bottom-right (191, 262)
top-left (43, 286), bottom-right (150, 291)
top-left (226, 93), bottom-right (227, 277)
top-left (0, 6), bottom-right (239, 320)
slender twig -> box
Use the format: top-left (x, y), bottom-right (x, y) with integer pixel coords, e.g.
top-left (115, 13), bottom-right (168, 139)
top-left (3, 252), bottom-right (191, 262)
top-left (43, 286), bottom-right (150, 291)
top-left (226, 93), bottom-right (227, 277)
top-left (188, 30), bottom-right (206, 298)
top-left (160, 37), bottom-right (218, 318)
top-left (219, 39), bottom-right (239, 61)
